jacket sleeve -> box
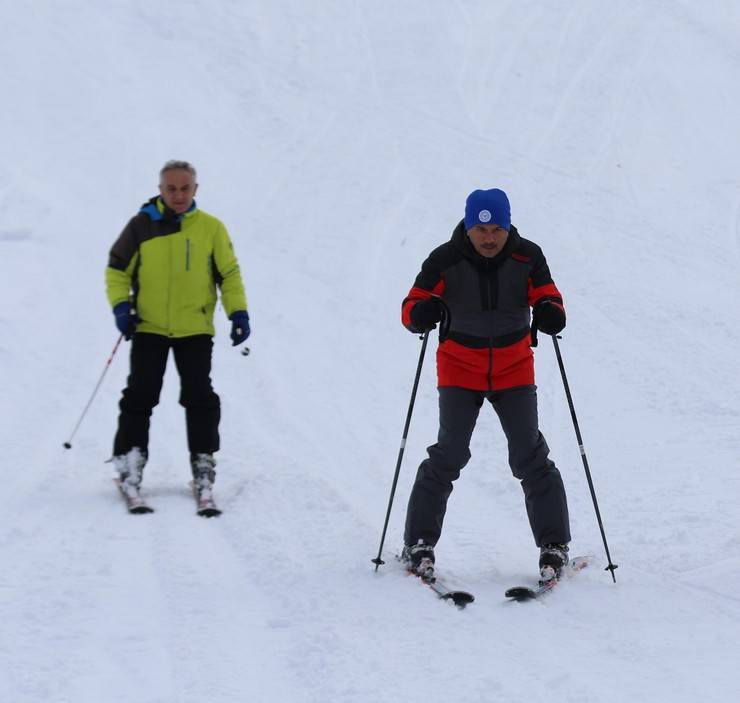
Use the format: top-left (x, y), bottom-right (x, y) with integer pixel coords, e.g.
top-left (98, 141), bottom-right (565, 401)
top-left (105, 218), bottom-right (140, 308)
top-left (527, 246), bottom-right (564, 312)
top-left (401, 250), bottom-right (446, 332)
top-left (212, 221), bottom-right (248, 317)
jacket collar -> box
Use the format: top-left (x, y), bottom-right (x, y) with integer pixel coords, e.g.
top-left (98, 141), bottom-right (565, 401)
top-left (451, 219), bottom-right (520, 268)
top-left (140, 196), bottom-right (197, 222)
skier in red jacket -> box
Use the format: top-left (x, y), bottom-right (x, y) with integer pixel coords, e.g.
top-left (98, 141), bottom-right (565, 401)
top-left (400, 188), bottom-right (570, 582)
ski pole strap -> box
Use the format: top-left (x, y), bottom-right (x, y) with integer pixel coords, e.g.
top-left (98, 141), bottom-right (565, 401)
top-left (438, 299), bottom-right (452, 343)
top-left (530, 322), bottom-right (539, 348)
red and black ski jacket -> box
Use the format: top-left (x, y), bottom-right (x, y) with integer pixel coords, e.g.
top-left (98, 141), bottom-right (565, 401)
top-left (402, 222), bottom-right (564, 391)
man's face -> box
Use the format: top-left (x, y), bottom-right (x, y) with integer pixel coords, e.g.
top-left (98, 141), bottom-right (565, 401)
top-left (159, 169), bottom-right (198, 214)
top-left (467, 223), bottom-right (509, 258)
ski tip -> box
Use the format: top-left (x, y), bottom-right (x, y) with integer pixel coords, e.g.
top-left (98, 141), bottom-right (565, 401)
top-left (442, 591), bottom-right (475, 608)
top-left (505, 586), bottom-right (538, 601)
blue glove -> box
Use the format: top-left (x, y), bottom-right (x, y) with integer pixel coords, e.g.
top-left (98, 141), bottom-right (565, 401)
top-left (113, 301), bottom-right (140, 340)
top-left (230, 310), bottom-right (250, 346)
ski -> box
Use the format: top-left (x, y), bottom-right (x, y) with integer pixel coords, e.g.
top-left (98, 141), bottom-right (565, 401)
top-left (422, 573), bottom-right (475, 608)
top-left (505, 555), bottom-right (592, 602)
top-left (191, 481), bottom-right (222, 518)
top-left (396, 556), bottom-right (474, 608)
top-left (114, 478), bottom-right (154, 514)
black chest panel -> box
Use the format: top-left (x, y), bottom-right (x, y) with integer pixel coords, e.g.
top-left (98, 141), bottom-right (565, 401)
top-left (443, 256), bottom-right (531, 342)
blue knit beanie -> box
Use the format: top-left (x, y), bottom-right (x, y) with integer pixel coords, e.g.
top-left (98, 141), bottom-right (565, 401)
top-left (464, 188), bottom-right (511, 230)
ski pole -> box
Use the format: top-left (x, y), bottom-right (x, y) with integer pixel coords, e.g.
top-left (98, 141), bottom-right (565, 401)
top-left (551, 334), bottom-right (618, 582)
top-left (372, 329), bottom-right (431, 570)
top-left (63, 334), bottom-right (124, 449)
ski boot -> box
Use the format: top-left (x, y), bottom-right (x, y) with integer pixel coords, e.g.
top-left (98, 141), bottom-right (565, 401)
top-left (539, 543), bottom-right (569, 583)
top-left (402, 539), bottom-right (436, 582)
top-left (190, 453), bottom-right (220, 517)
top-left (191, 453), bottom-right (217, 502)
top-left (113, 446), bottom-right (147, 500)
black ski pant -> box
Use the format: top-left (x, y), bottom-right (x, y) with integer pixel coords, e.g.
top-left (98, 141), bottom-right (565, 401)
top-left (113, 332), bottom-right (220, 456)
top-left (404, 385), bottom-right (570, 548)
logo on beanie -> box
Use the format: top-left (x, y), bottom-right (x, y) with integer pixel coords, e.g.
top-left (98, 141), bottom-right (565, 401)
top-left (478, 209), bottom-right (492, 223)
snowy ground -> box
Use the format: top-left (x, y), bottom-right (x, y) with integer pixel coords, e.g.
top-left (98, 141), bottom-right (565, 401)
top-left (1, 1), bottom-right (739, 702)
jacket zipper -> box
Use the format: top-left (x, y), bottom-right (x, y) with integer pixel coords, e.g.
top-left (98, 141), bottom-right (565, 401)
top-left (485, 269), bottom-right (494, 391)
top-left (185, 238), bottom-right (190, 271)
top-left (166, 235), bottom-right (173, 335)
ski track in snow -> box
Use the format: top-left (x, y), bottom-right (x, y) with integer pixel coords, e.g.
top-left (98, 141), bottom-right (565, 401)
top-left (1, 2), bottom-right (740, 702)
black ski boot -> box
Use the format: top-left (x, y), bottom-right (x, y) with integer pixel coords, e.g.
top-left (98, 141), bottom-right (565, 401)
top-left (539, 543), bottom-right (569, 583)
top-left (401, 539), bottom-right (436, 582)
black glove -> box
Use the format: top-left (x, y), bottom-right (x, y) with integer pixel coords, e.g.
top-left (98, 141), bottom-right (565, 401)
top-left (410, 297), bottom-right (444, 331)
top-left (533, 301), bottom-right (566, 335)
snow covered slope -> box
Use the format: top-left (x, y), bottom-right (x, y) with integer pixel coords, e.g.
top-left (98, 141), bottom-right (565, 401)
top-left (1, 2), bottom-right (739, 701)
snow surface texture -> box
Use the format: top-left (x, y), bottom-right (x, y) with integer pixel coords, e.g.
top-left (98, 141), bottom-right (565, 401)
top-left (1, 1), bottom-right (739, 702)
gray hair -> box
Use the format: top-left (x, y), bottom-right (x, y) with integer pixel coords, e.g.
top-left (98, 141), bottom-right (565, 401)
top-left (159, 160), bottom-right (197, 183)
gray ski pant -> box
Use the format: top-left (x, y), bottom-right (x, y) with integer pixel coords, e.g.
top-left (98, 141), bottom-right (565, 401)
top-left (404, 385), bottom-right (571, 548)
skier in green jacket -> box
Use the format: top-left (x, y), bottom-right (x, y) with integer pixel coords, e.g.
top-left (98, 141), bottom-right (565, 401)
top-left (105, 160), bottom-right (249, 508)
